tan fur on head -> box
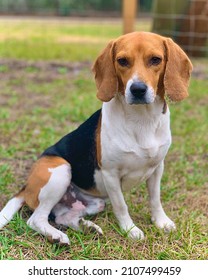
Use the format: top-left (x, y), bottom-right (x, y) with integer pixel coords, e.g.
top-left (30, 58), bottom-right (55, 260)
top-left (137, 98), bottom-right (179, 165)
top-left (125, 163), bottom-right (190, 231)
top-left (92, 32), bottom-right (193, 103)
top-left (163, 38), bottom-right (193, 102)
top-left (92, 40), bottom-right (118, 102)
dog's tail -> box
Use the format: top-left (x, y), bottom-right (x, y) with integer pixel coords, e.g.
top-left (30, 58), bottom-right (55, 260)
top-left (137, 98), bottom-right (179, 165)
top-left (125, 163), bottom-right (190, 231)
top-left (0, 187), bottom-right (25, 229)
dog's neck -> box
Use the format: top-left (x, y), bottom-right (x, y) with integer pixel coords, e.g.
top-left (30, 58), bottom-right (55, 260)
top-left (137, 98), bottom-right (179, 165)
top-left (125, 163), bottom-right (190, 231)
top-left (101, 93), bottom-right (171, 150)
top-left (103, 94), bottom-right (168, 123)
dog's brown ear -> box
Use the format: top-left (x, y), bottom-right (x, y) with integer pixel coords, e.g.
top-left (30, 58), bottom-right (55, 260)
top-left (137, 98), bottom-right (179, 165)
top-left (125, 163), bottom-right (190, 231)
top-left (92, 40), bottom-right (118, 102)
top-left (164, 38), bottom-right (193, 102)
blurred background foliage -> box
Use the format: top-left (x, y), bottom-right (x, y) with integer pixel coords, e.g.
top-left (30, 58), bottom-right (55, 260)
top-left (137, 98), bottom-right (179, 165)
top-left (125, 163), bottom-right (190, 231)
top-left (0, 0), bottom-right (153, 16)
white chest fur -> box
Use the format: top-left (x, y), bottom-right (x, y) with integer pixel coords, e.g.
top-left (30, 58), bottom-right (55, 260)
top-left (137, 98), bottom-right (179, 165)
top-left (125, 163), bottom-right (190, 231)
top-left (98, 95), bottom-right (171, 193)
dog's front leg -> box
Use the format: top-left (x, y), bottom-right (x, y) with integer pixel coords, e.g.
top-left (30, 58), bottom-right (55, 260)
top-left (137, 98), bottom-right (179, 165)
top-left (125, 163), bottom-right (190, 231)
top-left (147, 162), bottom-right (176, 232)
top-left (102, 170), bottom-right (144, 240)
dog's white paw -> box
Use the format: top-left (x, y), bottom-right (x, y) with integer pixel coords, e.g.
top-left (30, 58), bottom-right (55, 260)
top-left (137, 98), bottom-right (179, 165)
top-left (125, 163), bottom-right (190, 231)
top-left (80, 218), bottom-right (103, 235)
top-left (152, 215), bottom-right (176, 233)
top-left (48, 230), bottom-right (70, 245)
top-left (127, 226), bottom-right (145, 240)
top-left (28, 217), bottom-right (70, 245)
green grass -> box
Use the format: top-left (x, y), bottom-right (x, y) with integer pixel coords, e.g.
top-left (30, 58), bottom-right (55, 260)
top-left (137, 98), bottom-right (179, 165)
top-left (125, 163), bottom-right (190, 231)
top-left (0, 18), bottom-right (150, 61)
top-left (0, 18), bottom-right (207, 260)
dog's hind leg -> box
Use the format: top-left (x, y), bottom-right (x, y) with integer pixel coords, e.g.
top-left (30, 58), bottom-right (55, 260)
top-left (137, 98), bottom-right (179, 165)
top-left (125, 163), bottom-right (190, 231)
top-left (25, 157), bottom-right (71, 245)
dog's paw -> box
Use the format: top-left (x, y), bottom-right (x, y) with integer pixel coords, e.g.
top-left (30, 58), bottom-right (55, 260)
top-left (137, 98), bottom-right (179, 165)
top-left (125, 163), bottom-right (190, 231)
top-left (127, 226), bottom-right (145, 240)
top-left (48, 231), bottom-right (70, 245)
top-left (28, 217), bottom-right (70, 245)
top-left (80, 218), bottom-right (103, 235)
top-left (152, 215), bottom-right (176, 233)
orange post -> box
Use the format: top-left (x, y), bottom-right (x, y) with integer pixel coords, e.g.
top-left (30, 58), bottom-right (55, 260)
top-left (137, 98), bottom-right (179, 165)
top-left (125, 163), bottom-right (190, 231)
top-left (123, 0), bottom-right (137, 34)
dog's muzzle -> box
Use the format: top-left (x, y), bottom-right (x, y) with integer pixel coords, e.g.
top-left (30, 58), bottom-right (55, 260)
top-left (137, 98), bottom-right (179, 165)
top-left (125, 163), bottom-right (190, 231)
top-left (125, 80), bottom-right (155, 105)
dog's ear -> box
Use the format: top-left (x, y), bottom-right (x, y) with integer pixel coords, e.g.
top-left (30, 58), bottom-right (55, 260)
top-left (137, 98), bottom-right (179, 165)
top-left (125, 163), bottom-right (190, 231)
top-left (92, 40), bottom-right (118, 102)
top-left (163, 38), bottom-right (193, 102)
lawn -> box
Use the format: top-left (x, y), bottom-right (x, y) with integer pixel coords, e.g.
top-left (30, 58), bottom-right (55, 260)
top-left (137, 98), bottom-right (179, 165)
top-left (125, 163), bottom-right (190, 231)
top-left (0, 17), bottom-right (150, 61)
top-left (0, 17), bottom-right (207, 260)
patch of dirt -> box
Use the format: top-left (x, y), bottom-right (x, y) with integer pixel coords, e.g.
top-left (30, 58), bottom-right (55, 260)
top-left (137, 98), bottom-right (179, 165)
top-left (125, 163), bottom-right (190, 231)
top-left (0, 59), bottom-right (91, 78)
top-left (185, 189), bottom-right (208, 216)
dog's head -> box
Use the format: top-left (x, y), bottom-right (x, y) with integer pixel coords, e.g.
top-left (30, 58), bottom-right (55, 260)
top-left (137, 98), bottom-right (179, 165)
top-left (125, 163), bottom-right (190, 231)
top-left (92, 32), bottom-right (193, 104)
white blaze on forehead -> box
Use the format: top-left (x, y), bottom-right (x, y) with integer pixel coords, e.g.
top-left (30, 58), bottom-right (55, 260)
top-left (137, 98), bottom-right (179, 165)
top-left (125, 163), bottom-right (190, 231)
top-left (125, 74), bottom-right (138, 97)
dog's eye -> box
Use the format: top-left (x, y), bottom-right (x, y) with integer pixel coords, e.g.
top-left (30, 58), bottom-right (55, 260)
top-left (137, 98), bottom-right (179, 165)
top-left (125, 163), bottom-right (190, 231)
top-left (150, 57), bottom-right (162, 66)
top-left (117, 57), bottom-right (129, 67)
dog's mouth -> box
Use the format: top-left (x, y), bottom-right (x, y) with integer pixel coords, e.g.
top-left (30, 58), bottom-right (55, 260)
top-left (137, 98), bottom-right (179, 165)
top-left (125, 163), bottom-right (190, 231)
top-left (125, 80), bottom-right (155, 105)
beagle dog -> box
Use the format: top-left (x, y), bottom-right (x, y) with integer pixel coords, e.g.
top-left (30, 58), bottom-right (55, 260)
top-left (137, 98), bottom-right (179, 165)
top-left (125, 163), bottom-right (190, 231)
top-left (0, 32), bottom-right (193, 244)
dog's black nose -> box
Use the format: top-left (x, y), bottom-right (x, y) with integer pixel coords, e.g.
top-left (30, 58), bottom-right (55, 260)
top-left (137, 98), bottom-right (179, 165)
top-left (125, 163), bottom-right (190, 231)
top-left (130, 82), bottom-right (147, 97)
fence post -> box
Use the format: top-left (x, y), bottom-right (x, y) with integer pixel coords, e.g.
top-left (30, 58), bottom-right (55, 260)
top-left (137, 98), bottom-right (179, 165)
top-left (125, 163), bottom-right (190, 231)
top-left (123, 0), bottom-right (137, 34)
